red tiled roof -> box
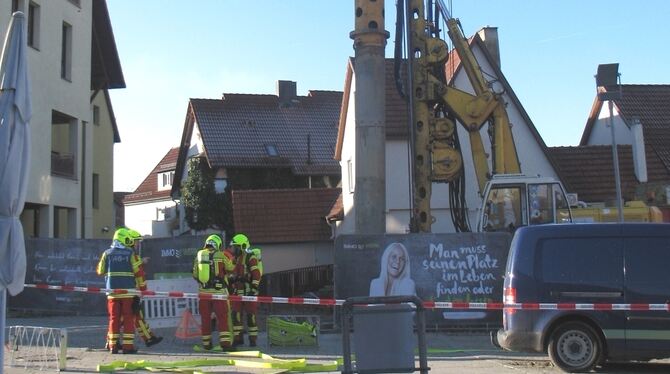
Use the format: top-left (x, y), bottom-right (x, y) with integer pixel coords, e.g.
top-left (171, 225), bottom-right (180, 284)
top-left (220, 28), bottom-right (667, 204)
top-left (326, 193), bottom-right (343, 222)
top-left (123, 147), bottom-right (179, 204)
top-left (190, 90), bottom-right (342, 176)
top-left (548, 145), bottom-right (670, 203)
top-left (580, 85), bottom-right (670, 174)
top-left (232, 188), bottom-right (340, 243)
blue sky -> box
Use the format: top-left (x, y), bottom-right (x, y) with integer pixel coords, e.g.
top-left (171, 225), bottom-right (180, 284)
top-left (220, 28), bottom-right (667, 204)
top-left (107, 1), bottom-right (670, 192)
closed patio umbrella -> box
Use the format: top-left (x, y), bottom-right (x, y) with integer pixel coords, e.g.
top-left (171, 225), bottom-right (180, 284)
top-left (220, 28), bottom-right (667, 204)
top-left (0, 11), bottom-right (32, 373)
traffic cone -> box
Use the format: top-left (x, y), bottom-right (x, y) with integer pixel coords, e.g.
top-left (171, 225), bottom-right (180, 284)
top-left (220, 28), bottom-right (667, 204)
top-left (175, 309), bottom-right (201, 339)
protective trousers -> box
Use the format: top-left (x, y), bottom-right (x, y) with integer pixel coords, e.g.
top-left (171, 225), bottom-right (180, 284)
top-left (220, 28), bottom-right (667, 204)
top-left (198, 297), bottom-right (232, 349)
top-left (231, 300), bottom-right (258, 345)
top-left (107, 298), bottom-right (135, 351)
top-left (135, 308), bottom-right (153, 342)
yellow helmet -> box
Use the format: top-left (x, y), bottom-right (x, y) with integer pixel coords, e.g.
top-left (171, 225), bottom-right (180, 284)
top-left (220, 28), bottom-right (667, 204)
top-left (230, 233), bottom-right (250, 251)
top-left (113, 227), bottom-right (134, 247)
top-left (205, 234), bottom-right (223, 251)
top-left (127, 229), bottom-right (143, 241)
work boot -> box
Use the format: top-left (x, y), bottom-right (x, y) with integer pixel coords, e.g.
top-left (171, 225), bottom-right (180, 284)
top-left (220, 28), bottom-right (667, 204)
top-left (202, 343), bottom-right (213, 351)
top-left (110, 347), bottom-right (119, 354)
top-left (220, 344), bottom-right (236, 352)
top-left (122, 348), bottom-right (138, 354)
top-left (145, 336), bottom-right (163, 347)
top-left (249, 336), bottom-right (257, 347)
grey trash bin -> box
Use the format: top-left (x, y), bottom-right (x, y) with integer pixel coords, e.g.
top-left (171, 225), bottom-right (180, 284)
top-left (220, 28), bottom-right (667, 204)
top-left (341, 296), bottom-right (429, 374)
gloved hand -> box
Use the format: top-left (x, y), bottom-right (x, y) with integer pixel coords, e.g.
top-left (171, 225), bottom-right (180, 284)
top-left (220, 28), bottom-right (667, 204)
top-left (249, 287), bottom-right (259, 296)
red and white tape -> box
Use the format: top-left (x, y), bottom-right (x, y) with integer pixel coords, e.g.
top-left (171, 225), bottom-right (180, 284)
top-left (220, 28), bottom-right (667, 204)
top-left (24, 284), bottom-right (670, 311)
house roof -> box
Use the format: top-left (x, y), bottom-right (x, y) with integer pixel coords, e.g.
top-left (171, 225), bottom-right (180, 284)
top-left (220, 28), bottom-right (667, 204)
top-left (548, 145), bottom-right (670, 203)
top-left (232, 188), bottom-right (340, 243)
top-left (91, 0), bottom-right (125, 90)
top-left (123, 147), bottom-right (179, 204)
top-left (580, 85), bottom-right (670, 174)
top-left (188, 90), bottom-right (342, 176)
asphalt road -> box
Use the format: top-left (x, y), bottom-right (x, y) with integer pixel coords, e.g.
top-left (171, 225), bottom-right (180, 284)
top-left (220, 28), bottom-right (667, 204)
top-left (4, 316), bottom-right (670, 373)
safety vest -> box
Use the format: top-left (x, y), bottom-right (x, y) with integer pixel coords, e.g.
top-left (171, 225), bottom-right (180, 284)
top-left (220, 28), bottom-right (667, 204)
top-left (100, 246), bottom-right (136, 291)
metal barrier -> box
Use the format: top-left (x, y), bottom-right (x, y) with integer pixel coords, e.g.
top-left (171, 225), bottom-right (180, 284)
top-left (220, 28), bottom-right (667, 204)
top-left (342, 296), bottom-right (429, 374)
top-left (6, 325), bottom-right (67, 371)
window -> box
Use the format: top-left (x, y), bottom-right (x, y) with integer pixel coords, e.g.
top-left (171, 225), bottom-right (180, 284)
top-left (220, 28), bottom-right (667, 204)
top-left (51, 110), bottom-right (77, 178)
top-left (483, 186), bottom-right (522, 232)
top-left (538, 238), bottom-right (623, 285)
top-left (265, 144), bottom-right (278, 157)
top-left (92, 105), bottom-right (100, 126)
top-left (92, 173), bottom-right (99, 209)
top-left (157, 171), bottom-right (174, 191)
top-left (61, 22), bottom-right (72, 80)
top-left (27, 2), bottom-right (39, 49)
top-left (214, 168), bottom-right (227, 194)
top-left (528, 184), bottom-right (554, 225)
top-left (347, 159), bottom-right (354, 193)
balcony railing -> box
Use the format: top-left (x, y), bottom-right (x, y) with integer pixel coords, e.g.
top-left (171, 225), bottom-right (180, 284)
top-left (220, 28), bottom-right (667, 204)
top-left (51, 151), bottom-right (75, 178)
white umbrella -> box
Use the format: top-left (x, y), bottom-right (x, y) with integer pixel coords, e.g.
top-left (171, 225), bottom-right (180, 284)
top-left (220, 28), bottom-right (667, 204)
top-left (0, 11), bottom-right (31, 373)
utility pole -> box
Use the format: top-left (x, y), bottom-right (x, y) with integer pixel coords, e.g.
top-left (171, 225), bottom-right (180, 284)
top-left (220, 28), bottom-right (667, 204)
top-left (350, 1), bottom-right (389, 234)
top-left (596, 63), bottom-right (624, 222)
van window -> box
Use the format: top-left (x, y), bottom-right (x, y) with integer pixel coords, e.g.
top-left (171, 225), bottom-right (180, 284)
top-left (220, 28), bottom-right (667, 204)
top-left (538, 238), bottom-right (622, 285)
top-left (625, 237), bottom-right (670, 289)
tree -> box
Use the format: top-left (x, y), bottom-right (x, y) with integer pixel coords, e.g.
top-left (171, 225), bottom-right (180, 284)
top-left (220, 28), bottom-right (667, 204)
top-left (180, 157), bottom-right (232, 232)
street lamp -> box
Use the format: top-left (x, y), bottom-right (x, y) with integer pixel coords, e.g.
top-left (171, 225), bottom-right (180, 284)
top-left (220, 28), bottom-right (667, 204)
top-left (595, 63), bottom-right (624, 222)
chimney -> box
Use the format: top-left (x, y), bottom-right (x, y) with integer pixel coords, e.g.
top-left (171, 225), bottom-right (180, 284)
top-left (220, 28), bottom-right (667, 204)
top-left (631, 117), bottom-right (647, 182)
top-left (477, 26), bottom-right (500, 68)
top-left (277, 80), bottom-right (297, 107)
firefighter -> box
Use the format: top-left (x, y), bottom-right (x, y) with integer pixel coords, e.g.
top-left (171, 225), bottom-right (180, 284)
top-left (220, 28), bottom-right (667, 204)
top-left (96, 228), bottom-right (142, 354)
top-left (126, 229), bottom-right (163, 347)
top-left (192, 234), bottom-right (235, 351)
top-left (229, 233), bottom-right (262, 347)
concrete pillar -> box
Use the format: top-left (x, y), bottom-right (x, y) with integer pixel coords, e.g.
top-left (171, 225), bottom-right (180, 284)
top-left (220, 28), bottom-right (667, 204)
top-left (350, 0), bottom-right (389, 234)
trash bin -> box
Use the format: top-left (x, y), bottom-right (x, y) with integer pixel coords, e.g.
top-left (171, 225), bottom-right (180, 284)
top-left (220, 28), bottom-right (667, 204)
top-left (341, 296), bottom-right (429, 374)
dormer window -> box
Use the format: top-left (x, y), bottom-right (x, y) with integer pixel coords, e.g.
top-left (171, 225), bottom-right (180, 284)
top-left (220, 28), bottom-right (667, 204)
top-left (158, 171), bottom-right (174, 191)
top-left (265, 144), bottom-right (278, 157)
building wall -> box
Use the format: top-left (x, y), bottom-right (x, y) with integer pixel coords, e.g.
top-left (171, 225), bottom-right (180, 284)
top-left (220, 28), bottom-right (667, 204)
top-left (337, 74), bottom-right (357, 236)
top-left (338, 42), bottom-right (560, 234)
top-left (91, 91), bottom-right (116, 238)
top-left (586, 105), bottom-right (633, 145)
top-left (124, 198), bottom-right (176, 237)
top-left (3, 0), bottom-right (95, 238)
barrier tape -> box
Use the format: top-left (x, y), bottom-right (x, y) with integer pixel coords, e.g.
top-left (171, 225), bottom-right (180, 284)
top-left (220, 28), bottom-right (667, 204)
top-left (25, 284), bottom-right (670, 311)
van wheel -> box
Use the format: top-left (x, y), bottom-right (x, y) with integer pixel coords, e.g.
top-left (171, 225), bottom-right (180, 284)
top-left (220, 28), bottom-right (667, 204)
top-left (548, 321), bottom-right (601, 372)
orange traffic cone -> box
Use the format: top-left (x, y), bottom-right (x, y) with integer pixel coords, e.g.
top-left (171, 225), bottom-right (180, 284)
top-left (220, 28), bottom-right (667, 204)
top-left (175, 309), bottom-right (201, 339)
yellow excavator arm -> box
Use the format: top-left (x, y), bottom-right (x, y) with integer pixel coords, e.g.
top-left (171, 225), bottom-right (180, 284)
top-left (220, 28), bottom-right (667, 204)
top-left (408, 0), bottom-right (520, 232)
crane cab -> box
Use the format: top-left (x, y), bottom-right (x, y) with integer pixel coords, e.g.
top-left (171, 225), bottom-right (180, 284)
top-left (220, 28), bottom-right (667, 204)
top-left (477, 175), bottom-right (573, 233)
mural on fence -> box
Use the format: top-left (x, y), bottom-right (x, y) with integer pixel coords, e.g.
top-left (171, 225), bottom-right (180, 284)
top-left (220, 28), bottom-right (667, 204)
top-left (334, 233), bottom-right (512, 326)
top-left (9, 236), bottom-right (205, 314)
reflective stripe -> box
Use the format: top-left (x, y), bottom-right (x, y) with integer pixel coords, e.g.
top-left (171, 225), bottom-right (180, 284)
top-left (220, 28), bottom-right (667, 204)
top-left (602, 329), bottom-right (625, 340)
top-left (627, 330), bottom-right (670, 340)
top-left (603, 329), bottom-right (670, 340)
top-left (108, 272), bottom-right (134, 276)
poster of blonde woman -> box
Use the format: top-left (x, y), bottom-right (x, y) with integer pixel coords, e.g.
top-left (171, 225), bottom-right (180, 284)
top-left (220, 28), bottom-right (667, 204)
top-left (369, 242), bottom-right (416, 296)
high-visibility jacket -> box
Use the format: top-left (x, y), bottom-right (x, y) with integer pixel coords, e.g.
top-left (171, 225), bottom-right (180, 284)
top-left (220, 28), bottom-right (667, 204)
top-left (192, 248), bottom-right (234, 294)
top-left (131, 252), bottom-right (147, 291)
top-left (232, 252), bottom-right (262, 295)
top-left (97, 241), bottom-right (143, 299)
